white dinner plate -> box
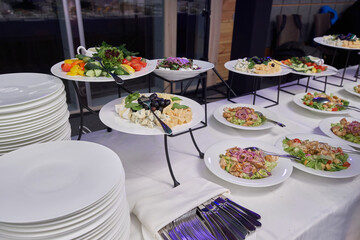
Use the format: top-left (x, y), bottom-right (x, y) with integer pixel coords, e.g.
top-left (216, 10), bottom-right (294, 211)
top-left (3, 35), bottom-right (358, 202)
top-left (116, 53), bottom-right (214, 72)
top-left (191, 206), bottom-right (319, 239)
top-left (275, 133), bottom-right (360, 178)
top-left (99, 94), bottom-right (204, 135)
top-left (0, 104), bottom-right (68, 136)
top-left (204, 139), bottom-right (293, 187)
top-left (0, 111), bottom-right (69, 143)
top-left (292, 92), bottom-right (350, 115)
top-left (289, 64), bottom-right (338, 77)
top-left (319, 117), bottom-right (360, 149)
top-left (314, 37), bottom-right (360, 51)
top-left (344, 83), bottom-right (360, 98)
top-left (224, 60), bottom-right (291, 77)
top-left (0, 91), bottom-right (66, 122)
top-left (0, 73), bottom-right (63, 108)
top-left (0, 141), bottom-right (124, 223)
top-left (50, 59), bottom-right (157, 83)
top-left (213, 103), bottom-right (280, 130)
top-left (0, 85), bottom-right (65, 115)
top-left (153, 59), bottom-right (214, 81)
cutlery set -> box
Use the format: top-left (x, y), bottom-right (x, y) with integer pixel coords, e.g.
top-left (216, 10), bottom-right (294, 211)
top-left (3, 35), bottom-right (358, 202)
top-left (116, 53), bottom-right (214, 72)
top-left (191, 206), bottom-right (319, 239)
top-left (158, 196), bottom-right (261, 240)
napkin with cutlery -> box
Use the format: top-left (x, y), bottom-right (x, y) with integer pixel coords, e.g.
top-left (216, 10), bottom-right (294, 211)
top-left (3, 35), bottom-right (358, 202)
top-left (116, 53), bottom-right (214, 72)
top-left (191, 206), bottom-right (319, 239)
top-left (133, 177), bottom-right (230, 239)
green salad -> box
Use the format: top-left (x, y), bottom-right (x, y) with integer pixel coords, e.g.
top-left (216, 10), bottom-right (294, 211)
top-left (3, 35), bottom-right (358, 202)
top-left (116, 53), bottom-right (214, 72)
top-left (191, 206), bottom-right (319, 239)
top-left (223, 107), bottom-right (265, 127)
top-left (282, 137), bottom-right (350, 171)
top-left (302, 92), bottom-right (349, 112)
top-left (219, 147), bottom-right (278, 179)
top-left (331, 118), bottom-right (360, 144)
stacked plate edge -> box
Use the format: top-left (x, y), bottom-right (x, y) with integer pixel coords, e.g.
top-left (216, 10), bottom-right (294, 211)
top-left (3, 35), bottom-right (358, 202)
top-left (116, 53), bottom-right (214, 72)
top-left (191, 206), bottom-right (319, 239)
top-left (0, 73), bottom-right (71, 156)
top-left (0, 141), bottom-right (130, 240)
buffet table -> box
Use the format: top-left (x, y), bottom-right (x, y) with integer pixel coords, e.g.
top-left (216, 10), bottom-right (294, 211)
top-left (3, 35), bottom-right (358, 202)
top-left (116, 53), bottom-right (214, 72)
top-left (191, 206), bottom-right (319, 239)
top-left (77, 65), bottom-right (360, 240)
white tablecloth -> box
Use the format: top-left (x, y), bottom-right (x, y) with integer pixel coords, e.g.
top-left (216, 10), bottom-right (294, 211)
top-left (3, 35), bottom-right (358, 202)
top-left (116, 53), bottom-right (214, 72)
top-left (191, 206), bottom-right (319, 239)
top-left (78, 66), bottom-right (360, 240)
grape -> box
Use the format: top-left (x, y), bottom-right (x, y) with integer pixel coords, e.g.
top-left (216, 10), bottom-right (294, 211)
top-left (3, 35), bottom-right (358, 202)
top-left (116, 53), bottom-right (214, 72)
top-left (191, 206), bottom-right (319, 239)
top-left (165, 99), bottom-right (171, 106)
top-left (149, 93), bottom-right (157, 100)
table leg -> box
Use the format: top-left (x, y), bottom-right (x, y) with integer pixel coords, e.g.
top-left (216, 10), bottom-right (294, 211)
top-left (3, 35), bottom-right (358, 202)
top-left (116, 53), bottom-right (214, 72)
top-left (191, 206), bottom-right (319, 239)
top-left (252, 77), bottom-right (258, 105)
top-left (164, 135), bottom-right (180, 187)
top-left (339, 51), bottom-right (351, 86)
top-left (72, 81), bottom-right (85, 140)
top-left (189, 128), bottom-right (204, 159)
top-left (305, 77), bottom-right (310, 92)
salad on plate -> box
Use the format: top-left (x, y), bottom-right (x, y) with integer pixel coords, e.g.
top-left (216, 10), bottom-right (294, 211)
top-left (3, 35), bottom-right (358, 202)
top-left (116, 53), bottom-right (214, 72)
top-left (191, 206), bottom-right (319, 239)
top-left (219, 146), bottom-right (278, 179)
top-left (353, 85), bottom-right (360, 94)
top-left (156, 57), bottom-right (200, 71)
top-left (331, 118), bottom-right (360, 144)
top-left (282, 138), bottom-right (350, 171)
top-left (234, 56), bottom-right (280, 74)
top-left (223, 106), bottom-right (265, 127)
top-left (302, 92), bottom-right (349, 112)
top-left (281, 56), bottom-right (327, 73)
top-left (60, 42), bottom-right (147, 77)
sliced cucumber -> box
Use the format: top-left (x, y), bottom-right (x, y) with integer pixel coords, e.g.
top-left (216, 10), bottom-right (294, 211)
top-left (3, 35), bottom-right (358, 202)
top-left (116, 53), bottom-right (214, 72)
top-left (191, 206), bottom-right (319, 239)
top-left (114, 68), bottom-right (125, 75)
top-left (94, 69), bottom-right (102, 77)
top-left (85, 70), bottom-right (95, 77)
top-left (85, 62), bottom-right (101, 70)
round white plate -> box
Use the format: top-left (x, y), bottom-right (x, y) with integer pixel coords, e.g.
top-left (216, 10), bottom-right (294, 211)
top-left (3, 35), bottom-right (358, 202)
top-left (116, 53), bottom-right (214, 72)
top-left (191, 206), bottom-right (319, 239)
top-left (275, 133), bottom-right (360, 178)
top-left (100, 94), bottom-right (204, 135)
top-left (344, 83), bottom-right (360, 98)
top-left (0, 141), bottom-right (124, 223)
top-left (213, 103), bottom-right (280, 130)
top-left (0, 85), bottom-right (65, 115)
top-left (153, 59), bottom-right (214, 81)
top-left (319, 117), bottom-right (360, 149)
top-left (293, 92), bottom-right (350, 115)
top-left (50, 59), bottom-right (157, 83)
top-left (224, 60), bottom-right (291, 77)
top-left (204, 139), bottom-right (293, 187)
top-left (289, 64), bottom-right (338, 77)
top-left (0, 101), bottom-right (67, 131)
top-left (0, 73), bottom-right (63, 108)
top-left (314, 37), bottom-right (360, 51)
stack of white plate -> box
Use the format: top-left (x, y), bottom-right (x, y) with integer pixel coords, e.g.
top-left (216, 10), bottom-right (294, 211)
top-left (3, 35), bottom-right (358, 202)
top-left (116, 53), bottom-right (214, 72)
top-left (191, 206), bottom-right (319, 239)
top-left (0, 73), bottom-right (71, 156)
top-left (0, 141), bottom-right (130, 240)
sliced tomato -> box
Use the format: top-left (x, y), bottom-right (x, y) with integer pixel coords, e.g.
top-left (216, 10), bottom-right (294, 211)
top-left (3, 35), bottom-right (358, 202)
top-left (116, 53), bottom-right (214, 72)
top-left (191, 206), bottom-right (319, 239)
top-left (343, 162), bottom-right (351, 168)
top-left (332, 107), bottom-right (338, 111)
top-left (327, 160), bottom-right (332, 164)
top-left (306, 62), bottom-right (312, 66)
top-left (139, 61), bottom-right (147, 67)
top-left (293, 138), bottom-right (301, 143)
top-left (122, 59), bottom-right (130, 64)
top-left (132, 63), bottom-right (142, 71)
top-left (131, 56), bottom-right (142, 61)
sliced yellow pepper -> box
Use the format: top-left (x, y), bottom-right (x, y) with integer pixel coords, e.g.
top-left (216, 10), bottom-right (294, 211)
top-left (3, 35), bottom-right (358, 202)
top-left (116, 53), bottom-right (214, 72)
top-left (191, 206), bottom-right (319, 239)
top-left (64, 59), bottom-right (74, 64)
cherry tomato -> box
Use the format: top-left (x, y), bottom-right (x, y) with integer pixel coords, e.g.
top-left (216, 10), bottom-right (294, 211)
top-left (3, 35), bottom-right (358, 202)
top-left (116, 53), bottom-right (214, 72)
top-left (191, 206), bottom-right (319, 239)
top-left (132, 63), bottom-right (142, 71)
top-left (307, 92), bottom-right (312, 95)
top-left (293, 138), bottom-right (301, 143)
top-left (332, 107), bottom-right (338, 111)
top-left (61, 63), bottom-right (72, 72)
top-left (327, 160), bottom-right (332, 164)
top-left (139, 61), bottom-right (147, 67)
top-left (343, 162), bottom-right (351, 168)
top-left (131, 56), bottom-right (142, 61)
top-left (122, 59), bottom-right (130, 64)
top-left (306, 62), bottom-right (312, 66)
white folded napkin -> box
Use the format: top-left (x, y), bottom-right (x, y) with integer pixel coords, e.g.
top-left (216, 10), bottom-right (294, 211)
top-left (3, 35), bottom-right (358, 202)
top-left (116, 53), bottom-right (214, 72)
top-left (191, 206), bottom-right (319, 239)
top-left (133, 177), bottom-right (230, 240)
top-left (308, 55), bottom-right (325, 65)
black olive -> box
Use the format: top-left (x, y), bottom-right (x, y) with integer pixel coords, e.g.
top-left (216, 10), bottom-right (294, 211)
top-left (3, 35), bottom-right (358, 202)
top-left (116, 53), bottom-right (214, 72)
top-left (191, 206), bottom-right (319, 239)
top-left (153, 101), bottom-right (159, 108)
top-left (149, 93), bottom-right (157, 100)
top-left (271, 63), bottom-right (275, 67)
top-left (160, 99), bottom-right (165, 107)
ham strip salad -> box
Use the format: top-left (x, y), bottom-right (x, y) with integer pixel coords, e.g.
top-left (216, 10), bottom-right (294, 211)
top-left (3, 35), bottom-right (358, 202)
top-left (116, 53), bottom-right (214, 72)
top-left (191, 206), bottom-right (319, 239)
top-left (223, 107), bottom-right (264, 126)
top-left (219, 147), bottom-right (278, 179)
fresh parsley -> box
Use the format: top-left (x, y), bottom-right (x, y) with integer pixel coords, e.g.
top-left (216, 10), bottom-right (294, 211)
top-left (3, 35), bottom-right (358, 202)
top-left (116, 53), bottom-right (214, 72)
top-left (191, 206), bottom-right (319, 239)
top-left (171, 102), bottom-right (189, 110)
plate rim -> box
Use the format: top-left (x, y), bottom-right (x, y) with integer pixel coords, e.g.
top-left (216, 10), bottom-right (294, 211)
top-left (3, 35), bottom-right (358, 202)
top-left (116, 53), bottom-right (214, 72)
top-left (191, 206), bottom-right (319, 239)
top-left (204, 138), bottom-right (293, 187)
top-left (314, 36), bottom-right (360, 51)
top-left (274, 133), bottom-right (360, 178)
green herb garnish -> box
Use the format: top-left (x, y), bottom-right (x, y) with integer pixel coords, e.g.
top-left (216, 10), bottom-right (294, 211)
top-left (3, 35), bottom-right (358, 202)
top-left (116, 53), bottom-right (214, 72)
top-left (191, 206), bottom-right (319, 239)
top-left (171, 102), bottom-right (189, 110)
top-left (125, 102), bottom-right (143, 111)
top-left (171, 97), bottom-right (182, 101)
top-left (125, 92), bottom-right (140, 104)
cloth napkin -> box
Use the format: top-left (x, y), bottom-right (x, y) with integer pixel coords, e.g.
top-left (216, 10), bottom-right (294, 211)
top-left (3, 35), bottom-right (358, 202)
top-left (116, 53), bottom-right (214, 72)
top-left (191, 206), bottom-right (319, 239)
top-left (308, 55), bottom-right (325, 65)
top-left (133, 177), bottom-right (230, 240)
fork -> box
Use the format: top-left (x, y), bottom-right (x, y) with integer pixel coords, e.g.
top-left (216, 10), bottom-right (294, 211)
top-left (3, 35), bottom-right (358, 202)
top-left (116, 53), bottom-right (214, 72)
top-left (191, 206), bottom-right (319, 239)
top-left (138, 96), bottom-right (173, 135)
top-left (91, 57), bottom-right (133, 94)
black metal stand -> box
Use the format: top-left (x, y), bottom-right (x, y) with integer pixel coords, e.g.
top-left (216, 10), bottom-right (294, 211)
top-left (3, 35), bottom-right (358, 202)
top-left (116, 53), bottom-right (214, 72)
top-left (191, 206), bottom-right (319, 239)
top-left (314, 50), bottom-right (356, 88)
top-left (280, 75), bottom-right (327, 95)
top-left (227, 73), bottom-right (282, 108)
